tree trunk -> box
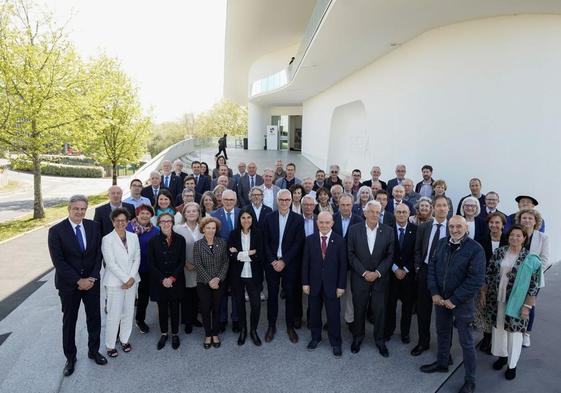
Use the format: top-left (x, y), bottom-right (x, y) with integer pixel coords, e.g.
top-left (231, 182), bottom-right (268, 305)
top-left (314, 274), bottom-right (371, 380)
top-left (32, 153), bottom-right (45, 219)
top-left (112, 161), bottom-right (117, 185)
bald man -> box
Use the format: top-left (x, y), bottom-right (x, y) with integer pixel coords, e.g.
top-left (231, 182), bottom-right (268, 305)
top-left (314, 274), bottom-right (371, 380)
top-left (302, 212), bottom-right (347, 358)
top-left (93, 186), bottom-right (136, 237)
top-left (421, 216), bottom-right (485, 393)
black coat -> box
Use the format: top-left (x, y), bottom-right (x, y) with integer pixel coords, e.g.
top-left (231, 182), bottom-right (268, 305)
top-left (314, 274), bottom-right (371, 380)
top-left (244, 204), bottom-right (273, 232)
top-left (148, 231), bottom-right (186, 301)
top-left (392, 223), bottom-right (417, 273)
top-left (227, 228), bottom-right (264, 285)
top-left (93, 202), bottom-right (136, 237)
top-left (479, 233), bottom-right (508, 263)
top-left (263, 210), bottom-right (305, 271)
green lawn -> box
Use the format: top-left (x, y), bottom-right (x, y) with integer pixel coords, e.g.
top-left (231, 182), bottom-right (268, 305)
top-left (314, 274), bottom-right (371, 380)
top-left (0, 193), bottom-right (107, 242)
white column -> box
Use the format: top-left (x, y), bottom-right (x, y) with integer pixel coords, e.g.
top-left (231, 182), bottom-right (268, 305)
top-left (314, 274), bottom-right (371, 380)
top-left (248, 102), bottom-right (268, 150)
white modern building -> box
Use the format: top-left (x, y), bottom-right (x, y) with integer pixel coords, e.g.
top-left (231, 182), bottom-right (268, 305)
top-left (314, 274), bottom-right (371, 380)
top-left (224, 0), bottom-right (561, 260)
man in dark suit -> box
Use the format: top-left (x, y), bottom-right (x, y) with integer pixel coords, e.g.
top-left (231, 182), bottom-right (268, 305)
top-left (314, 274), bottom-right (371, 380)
top-left (375, 190), bottom-right (396, 228)
top-left (141, 170), bottom-right (162, 205)
top-left (384, 204), bottom-right (417, 344)
top-left (456, 178), bottom-right (486, 215)
top-left (191, 160), bottom-right (211, 194)
top-left (93, 186), bottom-right (136, 237)
top-left (361, 165), bottom-right (387, 190)
top-left (211, 165), bottom-right (237, 190)
top-left (237, 162), bottom-right (264, 207)
top-left (347, 200), bottom-right (394, 357)
top-left (411, 195), bottom-right (450, 356)
top-left (386, 185), bottom-right (415, 215)
top-left (174, 176), bottom-right (202, 206)
top-left (48, 195), bottom-right (107, 377)
top-left (244, 186), bottom-right (272, 231)
top-left (302, 195), bottom-right (318, 237)
top-left (160, 160), bottom-right (180, 197)
top-left (415, 164), bottom-right (434, 197)
top-left (387, 164), bottom-right (407, 195)
top-left (478, 191), bottom-right (504, 220)
top-left (263, 189), bottom-right (305, 343)
top-left (171, 159), bottom-right (187, 192)
top-left (302, 212), bottom-right (347, 358)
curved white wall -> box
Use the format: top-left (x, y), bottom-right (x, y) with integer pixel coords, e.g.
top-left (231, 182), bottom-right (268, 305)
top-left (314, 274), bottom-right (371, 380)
top-left (328, 101), bottom-right (367, 170)
top-left (249, 43), bottom-right (300, 84)
top-left (302, 15), bottom-right (561, 260)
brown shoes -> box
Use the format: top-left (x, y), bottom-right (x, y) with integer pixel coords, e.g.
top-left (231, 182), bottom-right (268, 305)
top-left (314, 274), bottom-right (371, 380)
top-left (265, 326), bottom-right (276, 343)
top-left (287, 327), bottom-right (299, 343)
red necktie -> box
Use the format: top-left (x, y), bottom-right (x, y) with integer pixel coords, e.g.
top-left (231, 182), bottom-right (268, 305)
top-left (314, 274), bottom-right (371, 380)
top-left (321, 236), bottom-right (327, 258)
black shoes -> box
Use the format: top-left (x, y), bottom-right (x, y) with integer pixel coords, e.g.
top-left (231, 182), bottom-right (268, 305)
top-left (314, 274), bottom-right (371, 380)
top-left (294, 318), bottom-right (303, 329)
top-left (203, 337), bottom-right (212, 349)
top-left (401, 335), bottom-right (410, 344)
top-left (265, 326), bottom-right (276, 342)
top-left (478, 333), bottom-right (492, 354)
top-left (193, 319), bottom-right (203, 327)
top-left (136, 321), bottom-right (150, 334)
top-left (250, 329), bottom-right (262, 346)
top-left (411, 344), bottom-right (429, 356)
top-left (212, 337), bottom-right (221, 348)
top-left (87, 352), bottom-right (107, 365)
top-left (377, 343), bottom-right (389, 358)
top-left (184, 324), bottom-right (193, 334)
top-left (171, 335), bottom-right (180, 350)
top-left (351, 337), bottom-right (362, 354)
top-left (493, 356), bottom-right (508, 370)
top-left (219, 321), bottom-right (227, 333)
top-left (238, 328), bottom-right (247, 346)
top-left (232, 321), bottom-right (241, 333)
top-left (505, 367), bottom-right (516, 380)
top-left (287, 327), bottom-right (299, 343)
top-left (63, 358), bottom-right (76, 377)
top-left (157, 334), bottom-right (168, 350)
top-left (420, 361), bottom-right (449, 373)
top-left (458, 381), bottom-right (476, 393)
top-left (307, 339), bottom-right (320, 350)
top-left (333, 346), bottom-right (342, 358)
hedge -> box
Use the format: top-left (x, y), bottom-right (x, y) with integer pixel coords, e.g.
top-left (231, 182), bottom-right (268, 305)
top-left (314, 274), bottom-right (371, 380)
top-left (11, 157), bottom-right (104, 178)
top-left (40, 154), bottom-right (98, 166)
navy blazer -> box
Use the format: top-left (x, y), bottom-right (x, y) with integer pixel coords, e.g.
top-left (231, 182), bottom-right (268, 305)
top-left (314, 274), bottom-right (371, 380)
top-left (470, 216), bottom-right (489, 245)
top-left (48, 218), bottom-right (102, 292)
top-left (194, 174), bottom-right (211, 194)
top-left (332, 212), bottom-right (363, 239)
top-left (211, 207), bottom-right (240, 240)
top-left (379, 210), bottom-right (396, 228)
top-left (161, 174), bottom-right (180, 197)
top-left (392, 223), bottom-right (417, 273)
top-left (244, 203), bottom-right (273, 231)
top-left (237, 174), bottom-right (264, 207)
top-left (386, 178), bottom-right (402, 195)
top-left (263, 210), bottom-right (305, 270)
top-left (227, 227), bottom-right (264, 283)
top-left (302, 231), bottom-right (347, 298)
top-left (140, 186), bottom-right (160, 206)
top-left (361, 179), bottom-right (387, 190)
top-left (93, 202), bottom-right (136, 237)
top-left (386, 198), bottom-right (415, 215)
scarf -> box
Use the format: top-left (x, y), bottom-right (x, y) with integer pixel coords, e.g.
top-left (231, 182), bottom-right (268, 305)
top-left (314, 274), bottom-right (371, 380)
top-left (505, 253), bottom-right (542, 319)
top-left (129, 218), bottom-right (153, 236)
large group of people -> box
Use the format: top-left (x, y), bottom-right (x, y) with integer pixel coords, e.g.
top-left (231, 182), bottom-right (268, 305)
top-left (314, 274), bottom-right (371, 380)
top-left (48, 157), bottom-right (550, 393)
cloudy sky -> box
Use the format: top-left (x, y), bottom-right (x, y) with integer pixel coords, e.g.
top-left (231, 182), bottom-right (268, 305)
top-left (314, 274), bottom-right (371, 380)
top-left (48, 0), bottom-right (227, 122)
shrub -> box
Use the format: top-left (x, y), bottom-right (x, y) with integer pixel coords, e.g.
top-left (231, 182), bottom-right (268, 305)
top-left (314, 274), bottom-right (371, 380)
top-left (11, 157), bottom-right (104, 178)
top-left (40, 154), bottom-right (98, 166)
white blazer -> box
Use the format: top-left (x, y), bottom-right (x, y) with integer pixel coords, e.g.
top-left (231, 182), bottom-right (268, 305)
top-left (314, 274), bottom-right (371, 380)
top-left (529, 230), bottom-right (550, 288)
top-left (102, 230), bottom-right (141, 287)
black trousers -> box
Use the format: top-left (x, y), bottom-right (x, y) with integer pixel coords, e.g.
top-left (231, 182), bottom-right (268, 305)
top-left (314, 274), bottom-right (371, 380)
top-left (197, 283), bottom-right (224, 336)
top-left (265, 266), bottom-right (297, 328)
top-left (416, 264), bottom-right (433, 346)
top-left (309, 289), bottom-right (342, 347)
top-left (215, 147), bottom-right (228, 159)
top-left (385, 273), bottom-right (415, 338)
top-left (351, 274), bottom-right (386, 345)
top-left (231, 276), bottom-right (262, 330)
top-left (157, 299), bottom-right (180, 334)
top-left (59, 283), bottom-right (101, 360)
top-left (135, 271), bottom-right (150, 323)
top-left (181, 287), bottom-right (199, 326)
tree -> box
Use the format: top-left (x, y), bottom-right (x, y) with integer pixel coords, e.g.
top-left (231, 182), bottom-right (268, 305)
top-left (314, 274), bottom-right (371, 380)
top-left (0, 0), bottom-right (88, 218)
top-left (79, 56), bottom-right (151, 185)
top-left (194, 99), bottom-right (247, 138)
top-left (147, 112), bottom-right (194, 157)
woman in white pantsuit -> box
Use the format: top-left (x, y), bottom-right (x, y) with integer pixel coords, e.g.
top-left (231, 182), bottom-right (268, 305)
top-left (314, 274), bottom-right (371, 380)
top-left (102, 207), bottom-right (141, 357)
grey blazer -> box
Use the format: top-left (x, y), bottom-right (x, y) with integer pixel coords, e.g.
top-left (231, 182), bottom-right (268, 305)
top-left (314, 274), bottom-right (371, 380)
top-left (347, 222), bottom-right (394, 291)
top-left (257, 184), bottom-right (280, 211)
top-left (237, 174), bottom-right (264, 207)
top-left (529, 230), bottom-right (550, 287)
top-left (193, 237), bottom-right (229, 285)
top-left (414, 219), bottom-right (450, 270)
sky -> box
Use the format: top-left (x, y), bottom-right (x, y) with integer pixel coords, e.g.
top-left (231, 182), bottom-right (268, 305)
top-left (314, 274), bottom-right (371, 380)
top-left (47, 0), bottom-right (227, 123)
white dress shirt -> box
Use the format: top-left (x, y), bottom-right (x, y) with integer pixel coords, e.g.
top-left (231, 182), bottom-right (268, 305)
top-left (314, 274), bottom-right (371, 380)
top-left (366, 223), bottom-right (378, 254)
top-left (237, 231), bottom-right (253, 278)
top-left (252, 204), bottom-right (262, 221)
top-left (424, 219), bottom-right (447, 264)
top-left (263, 186), bottom-right (274, 209)
top-left (277, 212), bottom-right (289, 258)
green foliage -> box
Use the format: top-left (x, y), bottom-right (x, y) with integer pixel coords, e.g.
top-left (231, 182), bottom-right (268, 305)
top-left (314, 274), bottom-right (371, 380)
top-left (195, 100), bottom-right (247, 138)
top-left (147, 113), bottom-right (194, 157)
top-left (11, 156), bottom-right (104, 177)
top-left (38, 154), bottom-right (97, 166)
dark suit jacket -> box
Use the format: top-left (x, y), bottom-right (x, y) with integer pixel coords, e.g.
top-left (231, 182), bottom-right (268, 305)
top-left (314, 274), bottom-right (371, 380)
top-left (470, 216), bottom-right (489, 245)
top-left (172, 171), bottom-right (187, 192)
top-left (244, 203), bottom-right (273, 231)
top-left (93, 202), bottom-right (136, 237)
top-left (48, 218), bottom-right (102, 292)
top-left (361, 179), bottom-right (387, 190)
top-left (386, 198), bottom-right (415, 215)
top-left (263, 210), bottom-right (305, 270)
top-left (212, 207), bottom-right (240, 240)
top-left (387, 178), bottom-right (402, 195)
top-left (332, 212), bottom-right (363, 239)
top-left (227, 228), bottom-right (264, 283)
top-left (194, 174), bottom-right (211, 194)
top-left (147, 231), bottom-right (185, 301)
top-left (414, 219), bottom-right (450, 270)
top-left (392, 223), bottom-right (417, 273)
top-left (237, 174), bottom-right (264, 207)
top-left (379, 210), bottom-right (396, 228)
top-left (161, 174), bottom-right (180, 197)
top-left (302, 231), bottom-right (347, 298)
top-left (415, 179), bottom-right (434, 194)
top-left (478, 208), bottom-right (505, 221)
top-left (479, 233), bottom-right (508, 263)
top-left (347, 222), bottom-right (394, 291)
top-left (141, 186), bottom-right (160, 206)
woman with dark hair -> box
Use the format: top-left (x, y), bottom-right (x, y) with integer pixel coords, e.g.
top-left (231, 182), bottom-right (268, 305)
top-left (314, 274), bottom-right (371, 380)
top-left (482, 224), bottom-right (540, 380)
top-left (126, 204), bottom-right (159, 334)
top-left (148, 212), bottom-right (186, 350)
top-left (212, 156), bottom-right (233, 179)
top-left (289, 184), bottom-right (305, 215)
top-left (102, 207), bottom-right (140, 357)
top-left (314, 187), bottom-right (334, 215)
top-left (200, 191), bottom-right (217, 218)
top-left (475, 212), bottom-right (508, 353)
top-left (151, 189), bottom-right (176, 226)
top-left (432, 179), bottom-right (453, 218)
top-left (227, 208), bottom-right (264, 346)
top-left (200, 161), bottom-right (210, 177)
top-left (193, 217), bottom-right (229, 349)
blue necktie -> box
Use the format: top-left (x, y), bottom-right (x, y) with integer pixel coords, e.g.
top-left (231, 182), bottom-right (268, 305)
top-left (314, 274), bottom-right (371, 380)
top-left (250, 176), bottom-right (254, 188)
top-left (398, 227), bottom-right (405, 249)
top-left (227, 212), bottom-right (233, 232)
top-left (165, 176), bottom-right (169, 188)
top-left (75, 224), bottom-right (85, 252)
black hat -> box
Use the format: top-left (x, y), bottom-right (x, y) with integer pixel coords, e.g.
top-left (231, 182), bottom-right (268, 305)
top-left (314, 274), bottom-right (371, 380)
top-left (515, 195), bottom-right (539, 206)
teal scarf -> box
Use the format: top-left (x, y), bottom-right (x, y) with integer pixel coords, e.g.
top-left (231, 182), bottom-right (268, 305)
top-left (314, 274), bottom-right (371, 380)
top-left (505, 253), bottom-right (542, 319)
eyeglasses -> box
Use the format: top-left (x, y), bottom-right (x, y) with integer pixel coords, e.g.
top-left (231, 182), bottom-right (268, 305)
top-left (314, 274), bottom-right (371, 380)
top-left (278, 198), bottom-right (291, 202)
top-left (113, 219), bottom-right (128, 223)
top-left (331, 171), bottom-right (338, 174)
top-left (251, 193), bottom-right (263, 197)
